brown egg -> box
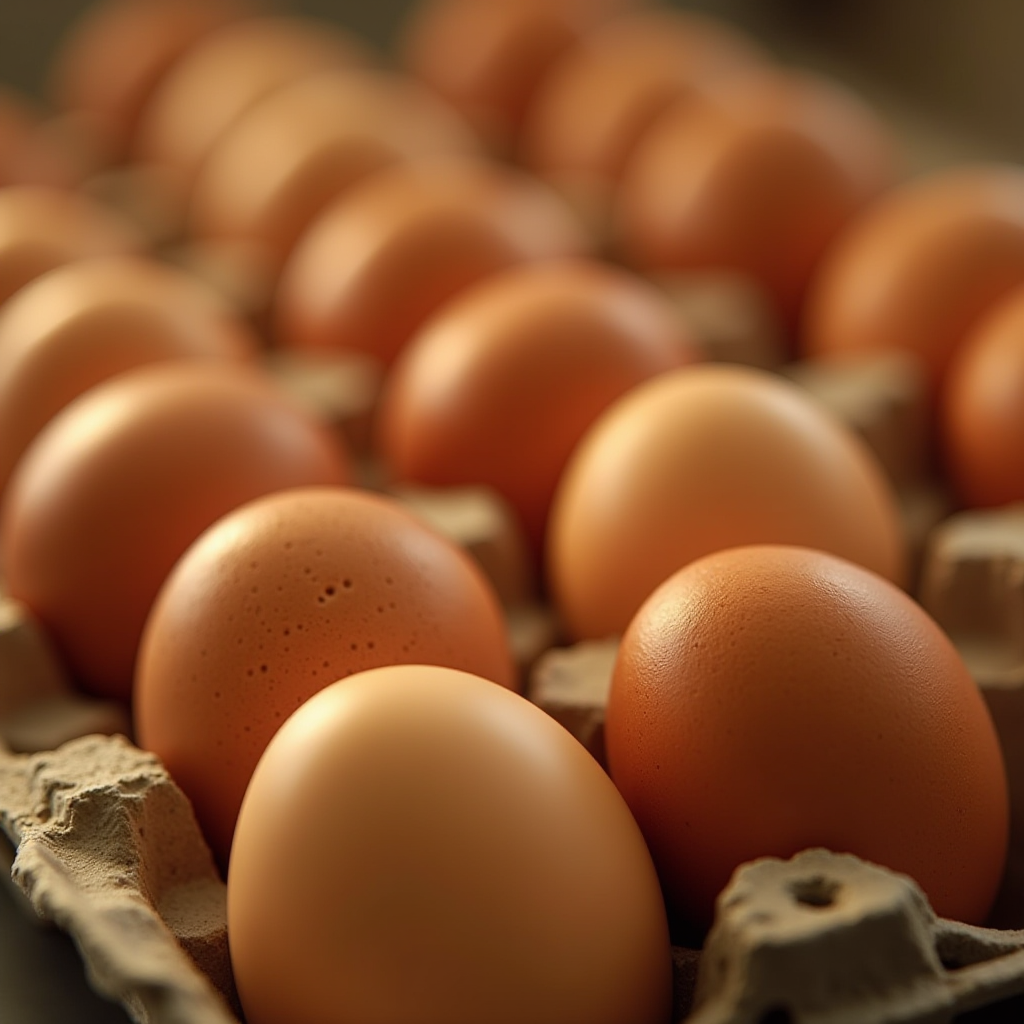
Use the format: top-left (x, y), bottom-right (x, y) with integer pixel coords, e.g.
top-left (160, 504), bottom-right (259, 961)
top-left (377, 259), bottom-right (697, 550)
top-left (135, 487), bottom-right (516, 866)
top-left (608, 545), bottom-right (1008, 927)
top-left (547, 364), bottom-right (906, 640)
top-left (275, 157), bottom-right (588, 365)
top-left (133, 15), bottom-right (370, 198)
top-left (48, 0), bottom-right (245, 162)
top-left (616, 69), bottom-right (895, 326)
top-left (941, 284), bottom-right (1024, 506)
top-left (0, 362), bottom-right (351, 701)
top-left (0, 184), bottom-right (142, 308)
top-left (189, 69), bottom-right (479, 272)
top-left (401, 0), bottom-right (626, 153)
top-left (229, 665), bottom-right (671, 1024)
top-left (521, 9), bottom-right (767, 206)
top-left (803, 164), bottom-right (1024, 392)
top-left (0, 255), bottom-right (257, 498)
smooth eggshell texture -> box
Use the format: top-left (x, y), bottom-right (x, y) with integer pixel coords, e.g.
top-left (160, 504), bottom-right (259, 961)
top-left (547, 364), bottom-right (906, 640)
top-left (189, 68), bottom-right (479, 269)
top-left (377, 258), bottom-right (697, 549)
top-left (521, 9), bottom-right (766, 191)
top-left (0, 362), bottom-right (350, 701)
top-left (229, 664), bottom-right (671, 1024)
top-left (941, 284), bottom-right (1024, 506)
top-left (135, 488), bottom-right (516, 867)
top-left (133, 15), bottom-right (369, 191)
top-left (275, 157), bottom-right (587, 364)
top-left (0, 185), bottom-right (141, 308)
top-left (48, 0), bottom-right (245, 161)
top-left (616, 70), bottom-right (894, 324)
top-left (607, 545), bottom-right (1009, 927)
top-left (0, 255), bottom-right (257, 498)
top-left (401, 0), bottom-right (625, 152)
top-left (803, 165), bottom-right (1024, 391)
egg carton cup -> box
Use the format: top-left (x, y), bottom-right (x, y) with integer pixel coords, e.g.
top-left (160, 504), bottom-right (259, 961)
top-left (2, 371), bottom-right (1024, 1022)
top-left (4, 729), bottom-right (1024, 1024)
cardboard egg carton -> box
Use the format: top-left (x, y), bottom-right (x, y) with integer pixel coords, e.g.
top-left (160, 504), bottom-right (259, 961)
top-left (4, 360), bottom-right (1024, 1023)
top-left (4, 728), bottom-right (1024, 1024)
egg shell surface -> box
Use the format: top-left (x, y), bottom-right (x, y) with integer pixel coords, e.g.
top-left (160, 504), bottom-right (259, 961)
top-left (189, 68), bottom-right (479, 269)
top-left (0, 361), bottom-right (350, 700)
top-left (547, 363), bottom-right (906, 639)
top-left (606, 544), bottom-right (1009, 927)
top-left (0, 185), bottom-right (141, 308)
top-left (616, 69), bottom-right (893, 324)
top-left (942, 283), bottom-right (1024, 506)
top-left (0, 255), bottom-right (257, 498)
top-left (803, 164), bottom-right (1024, 391)
top-left (377, 258), bottom-right (697, 549)
top-left (228, 663), bottom-right (671, 1024)
top-left (275, 156), bottom-right (587, 364)
top-left (135, 486), bottom-right (516, 867)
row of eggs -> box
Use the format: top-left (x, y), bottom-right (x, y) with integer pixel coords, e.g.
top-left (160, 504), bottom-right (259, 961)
top-left (0, 1), bottom-right (1022, 1022)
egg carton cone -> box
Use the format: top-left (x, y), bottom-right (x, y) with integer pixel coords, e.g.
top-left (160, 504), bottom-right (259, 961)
top-left (2, 483), bottom-right (1024, 1022)
top-left (3, 728), bottom-right (1024, 1024)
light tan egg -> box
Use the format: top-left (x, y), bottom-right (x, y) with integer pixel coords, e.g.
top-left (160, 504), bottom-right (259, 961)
top-left (228, 665), bottom-right (672, 1024)
top-left (132, 15), bottom-right (370, 201)
top-left (547, 364), bottom-right (906, 639)
top-left (0, 361), bottom-right (351, 701)
top-left (48, 0), bottom-right (245, 162)
top-left (521, 8), bottom-right (768, 209)
top-left (135, 488), bottom-right (516, 866)
top-left (0, 184), bottom-right (142, 308)
top-left (803, 164), bottom-right (1024, 392)
top-left (401, 0), bottom-right (628, 153)
top-left (376, 258), bottom-right (697, 550)
top-left (0, 254), bottom-right (257, 498)
top-left (616, 69), bottom-right (895, 326)
top-left (275, 157), bottom-right (588, 365)
top-left (189, 68), bottom-right (479, 273)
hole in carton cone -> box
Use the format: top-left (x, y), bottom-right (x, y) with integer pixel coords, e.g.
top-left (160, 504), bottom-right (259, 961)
top-left (788, 874), bottom-right (841, 908)
top-left (759, 1008), bottom-right (794, 1024)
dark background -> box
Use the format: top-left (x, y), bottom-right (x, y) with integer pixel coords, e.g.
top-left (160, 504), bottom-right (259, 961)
top-left (2, 0), bottom-right (1024, 163)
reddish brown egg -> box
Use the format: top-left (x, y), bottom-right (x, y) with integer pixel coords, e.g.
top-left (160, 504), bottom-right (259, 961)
top-left (132, 15), bottom-right (369, 198)
top-left (0, 362), bottom-right (350, 701)
top-left (0, 184), bottom-right (142, 307)
top-left (547, 364), bottom-right (906, 640)
top-left (607, 545), bottom-right (1008, 927)
top-left (189, 69), bottom-right (478, 272)
top-left (48, 0), bottom-right (245, 162)
top-left (941, 284), bottom-right (1024, 506)
top-left (616, 70), bottom-right (895, 325)
top-left (275, 157), bottom-right (588, 365)
top-left (521, 9), bottom-right (767, 206)
top-left (377, 259), bottom-right (697, 549)
top-left (135, 487), bottom-right (516, 866)
top-left (0, 255), bottom-right (257, 498)
top-left (803, 164), bottom-right (1024, 392)
top-left (401, 0), bottom-right (627, 152)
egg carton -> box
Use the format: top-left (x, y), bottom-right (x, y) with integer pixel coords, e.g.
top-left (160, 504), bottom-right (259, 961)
top-left (1, 347), bottom-right (1023, 1023)
top-left (1, 472), bottom-right (1023, 1024)
top-left (4, 730), bottom-right (1024, 1024)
